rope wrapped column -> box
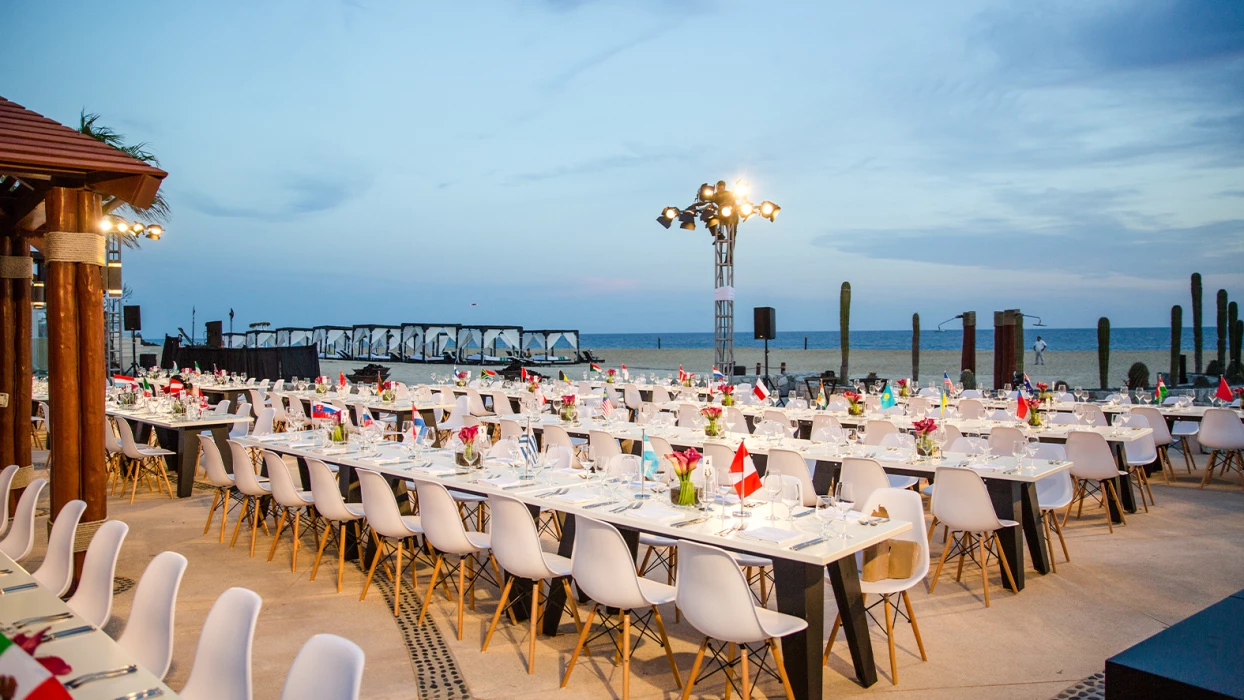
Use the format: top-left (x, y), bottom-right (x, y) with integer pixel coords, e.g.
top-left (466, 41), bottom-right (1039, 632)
top-left (0, 237), bottom-right (17, 479)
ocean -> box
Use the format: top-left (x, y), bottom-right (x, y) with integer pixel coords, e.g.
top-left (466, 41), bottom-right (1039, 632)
top-left (579, 327), bottom-right (1218, 352)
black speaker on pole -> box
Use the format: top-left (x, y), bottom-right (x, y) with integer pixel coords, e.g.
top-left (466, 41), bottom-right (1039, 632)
top-left (206, 321), bottom-right (223, 348)
top-left (754, 307), bottom-right (776, 340)
top-left (123, 305), bottom-right (142, 332)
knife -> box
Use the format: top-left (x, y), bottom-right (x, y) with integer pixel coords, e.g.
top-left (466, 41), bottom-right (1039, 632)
top-left (0, 582), bottom-right (37, 595)
top-left (113, 688), bottom-right (164, 700)
top-left (670, 517), bottom-right (708, 528)
top-left (12, 612), bottom-right (74, 629)
top-left (791, 537), bottom-right (825, 551)
top-left (64, 665), bottom-right (138, 689)
top-left (42, 625), bottom-right (96, 641)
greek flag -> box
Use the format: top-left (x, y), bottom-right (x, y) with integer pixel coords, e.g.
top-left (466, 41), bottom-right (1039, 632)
top-left (519, 428), bottom-right (539, 467)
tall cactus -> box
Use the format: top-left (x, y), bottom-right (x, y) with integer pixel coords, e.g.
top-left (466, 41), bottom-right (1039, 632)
top-left (1191, 273), bottom-right (1203, 373)
top-left (1217, 289), bottom-right (1228, 370)
top-left (1171, 305), bottom-right (1182, 386)
top-left (1097, 317), bottom-right (1110, 390)
top-left (839, 282), bottom-right (851, 380)
top-left (1233, 319), bottom-right (1244, 374)
top-left (912, 313), bottom-right (920, 381)
top-left (1230, 301), bottom-right (1239, 369)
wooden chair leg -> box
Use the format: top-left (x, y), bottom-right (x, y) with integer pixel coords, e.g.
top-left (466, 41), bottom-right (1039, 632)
top-left (528, 580), bottom-right (541, 674)
top-left (681, 638), bottom-right (709, 700)
top-left (725, 643), bottom-right (736, 700)
top-left (1106, 480), bottom-right (1127, 527)
top-left (955, 532), bottom-right (969, 583)
top-left (418, 555), bottom-right (445, 627)
top-left (230, 497), bottom-right (250, 548)
top-left (1050, 510), bottom-right (1070, 561)
top-left (902, 590), bottom-right (927, 661)
top-left (393, 542), bottom-right (403, 616)
top-left (360, 538), bottom-right (385, 602)
top-left (1042, 511), bottom-right (1057, 574)
top-left (336, 523), bottom-right (347, 592)
top-left (219, 490), bottom-right (231, 543)
top-left (928, 535), bottom-right (954, 594)
top-left (457, 556), bottom-right (467, 640)
top-left (822, 613), bottom-right (841, 665)
top-left (739, 642), bottom-right (750, 700)
top-left (310, 518), bottom-right (332, 582)
top-left (204, 490), bottom-right (221, 535)
top-left (560, 603), bottom-right (597, 688)
top-left (482, 577), bottom-right (513, 652)
top-left (1202, 452), bottom-right (1218, 488)
top-left (977, 533), bottom-right (990, 607)
top-left (884, 595), bottom-right (897, 684)
top-left (290, 510), bottom-right (302, 571)
top-left (652, 605), bottom-right (682, 688)
top-left (993, 533), bottom-right (1018, 594)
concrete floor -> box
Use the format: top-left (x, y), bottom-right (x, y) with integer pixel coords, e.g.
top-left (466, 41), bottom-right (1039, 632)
top-left (20, 449), bottom-right (1244, 699)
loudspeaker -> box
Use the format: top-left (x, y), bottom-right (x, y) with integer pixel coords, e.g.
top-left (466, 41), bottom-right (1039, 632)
top-left (139, 353), bottom-right (157, 368)
top-left (206, 321), bottom-right (223, 348)
top-left (754, 307), bottom-right (776, 340)
top-left (123, 305), bottom-right (142, 332)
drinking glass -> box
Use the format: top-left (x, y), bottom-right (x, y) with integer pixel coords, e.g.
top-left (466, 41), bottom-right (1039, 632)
top-left (834, 483), bottom-right (855, 538)
top-left (815, 495), bottom-right (836, 539)
top-left (699, 462), bottom-right (716, 512)
top-left (580, 445), bottom-right (597, 474)
top-left (781, 481), bottom-right (802, 524)
top-left (764, 474), bottom-right (783, 521)
top-left (1012, 440), bottom-right (1027, 469)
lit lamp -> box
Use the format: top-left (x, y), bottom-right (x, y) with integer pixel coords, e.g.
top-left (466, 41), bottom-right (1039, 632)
top-left (656, 179), bottom-right (780, 377)
top-left (106, 261), bottom-right (123, 298)
top-left (31, 280), bottom-right (45, 309)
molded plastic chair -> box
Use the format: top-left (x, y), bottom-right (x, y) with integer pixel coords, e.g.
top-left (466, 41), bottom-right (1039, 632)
top-left (723, 407), bottom-right (750, 434)
top-left (678, 540), bottom-right (804, 699)
top-left (413, 479), bottom-right (499, 640)
top-left (437, 396), bottom-right (472, 430)
top-left (179, 587), bottom-right (263, 700)
top-left (200, 436), bottom-right (242, 543)
top-left (1132, 406), bottom-right (1176, 483)
top-left (227, 440), bottom-right (274, 556)
top-left (307, 459), bottom-right (366, 593)
top-left (357, 469), bottom-right (424, 616)
top-left (810, 414), bottom-right (842, 435)
top-left (0, 478), bottom-right (47, 561)
top-left (1063, 431), bottom-right (1128, 532)
top-left (1080, 404), bottom-right (1108, 427)
top-left (280, 634), bottom-right (365, 700)
top-left (482, 494), bottom-right (583, 673)
top-left (838, 458), bottom-right (890, 510)
top-left (499, 419), bottom-right (522, 441)
top-left (229, 402), bottom-right (253, 439)
top-left (1030, 443), bottom-right (1072, 571)
top-left (987, 427), bottom-right (1027, 458)
top-left (823, 488), bottom-right (929, 683)
top-left (960, 389), bottom-right (983, 399)
top-left (561, 517), bottom-right (682, 697)
top-left (766, 449), bottom-right (818, 506)
top-left (863, 420), bottom-right (898, 446)
top-left (252, 407), bottom-right (276, 437)
top-left (32, 499), bottom-right (86, 596)
top-left (264, 450), bottom-right (316, 571)
top-left (117, 551), bottom-right (189, 680)
top-left (1114, 414), bottom-right (1157, 509)
top-left (116, 418), bottom-right (175, 502)
top-left (762, 409), bottom-right (797, 437)
top-left (490, 391), bottom-right (513, 416)
top-left (1047, 412), bottom-right (1079, 425)
top-left (67, 520), bottom-right (129, 627)
top-left (928, 467), bottom-right (1018, 607)
top-left (0, 464), bottom-right (18, 538)
top-left (1198, 408), bottom-right (1244, 490)
top-left (958, 399), bottom-right (985, 419)
top-left (588, 430), bottom-right (622, 462)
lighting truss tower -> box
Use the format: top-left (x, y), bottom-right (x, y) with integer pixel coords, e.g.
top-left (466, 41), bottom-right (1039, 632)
top-left (105, 235), bottom-right (123, 371)
top-left (656, 180), bottom-right (779, 378)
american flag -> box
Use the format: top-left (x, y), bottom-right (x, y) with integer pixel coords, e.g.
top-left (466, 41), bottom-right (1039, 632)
top-left (601, 395), bottom-right (615, 416)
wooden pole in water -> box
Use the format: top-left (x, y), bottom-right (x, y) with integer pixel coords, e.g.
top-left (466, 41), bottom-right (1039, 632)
top-left (961, 311), bottom-right (976, 375)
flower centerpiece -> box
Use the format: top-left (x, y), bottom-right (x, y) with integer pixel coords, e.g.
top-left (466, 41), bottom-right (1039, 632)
top-left (605, 368), bottom-right (618, 384)
top-left (896, 378), bottom-right (911, 398)
top-left (665, 447), bottom-right (702, 507)
top-left (455, 425), bottom-right (481, 467)
top-left (682, 373), bottom-right (696, 388)
top-left (455, 371), bottom-right (469, 387)
top-left (170, 397), bottom-right (187, 416)
top-left (1036, 382), bottom-right (1052, 404)
top-left (328, 411), bottom-right (348, 444)
top-left (1020, 397), bottom-right (1043, 427)
top-left (380, 381), bottom-right (397, 403)
top-left (720, 384), bottom-right (736, 406)
top-left (315, 375), bottom-right (328, 395)
top-left (843, 391), bottom-right (865, 416)
top-left (701, 406), bottom-right (724, 437)
top-left (117, 385), bottom-right (138, 407)
top-left (527, 377), bottom-right (540, 394)
top-left (559, 394), bottom-right (578, 422)
top-left (912, 418), bottom-right (937, 457)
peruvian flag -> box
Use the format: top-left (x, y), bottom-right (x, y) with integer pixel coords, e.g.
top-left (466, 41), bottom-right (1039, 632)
top-left (338, 372), bottom-right (347, 390)
top-left (753, 379), bottom-right (770, 402)
top-left (1217, 376), bottom-right (1234, 402)
top-left (729, 442), bottom-right (762, 498)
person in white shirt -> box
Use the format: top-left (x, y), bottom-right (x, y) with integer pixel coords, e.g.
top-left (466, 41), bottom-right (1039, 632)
top-left (1033, 336), bottom-right (1047, 365)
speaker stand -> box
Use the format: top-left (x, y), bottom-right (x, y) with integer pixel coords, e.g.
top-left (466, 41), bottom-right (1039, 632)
top-left (125, 329), bottom-right (140, 376)
top-left (764, 338), bottom-right (775, 406)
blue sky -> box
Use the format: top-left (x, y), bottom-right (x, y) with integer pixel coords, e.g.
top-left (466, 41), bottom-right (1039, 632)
top-left (5, 0), bottom-right (1243, 336)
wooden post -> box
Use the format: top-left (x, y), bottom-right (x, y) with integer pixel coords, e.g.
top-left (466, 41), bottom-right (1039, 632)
top-left (45, 188), bottom-right (84, 518)
top-left (75, 191), bottom-right (106, 550)
top-left (993, 311), bottom-right (1016, 390)
top-left (961, 311), bottom-right (976, 375)
top-left (12, 237), bottom-right (32, 486)
top-left (0, 235), bottom-right (14, 472)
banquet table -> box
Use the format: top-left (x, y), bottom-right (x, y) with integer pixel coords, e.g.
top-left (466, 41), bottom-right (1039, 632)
top-left (107, 408), bottom-right (251, 497)
top-left (0, 551), bottom-right (178, 699)
top-left (483, 414), bottom-right (1073, 592)
top-left (235, 432), bottom-right (911, 698)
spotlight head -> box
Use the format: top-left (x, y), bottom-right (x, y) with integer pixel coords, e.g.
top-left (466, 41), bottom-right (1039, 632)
top-left (734, 180), bottom-right (749, 199)
top-left (698, 183), bottom-right (715, 201)
top-left (720, 205), bottom-right (733, 218)
top-left (99, 219), bottom-right (113, 232)
top-left (131, 222), bottom-right (145, 233)
top-left (759, 201), bottom-right (779, 220)
top-left (739, 202), bottom-right (754, 218)
top-left (678, 210), bottom-right (697, 231)
top-left (663, 207), bottom-right (680, 220)
top-left (146, 225), bottom-right (163, 239)
top-left (656, 214), bottom-right (673, 229)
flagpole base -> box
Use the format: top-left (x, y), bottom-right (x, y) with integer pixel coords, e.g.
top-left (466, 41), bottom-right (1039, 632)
top-left (633, 493), bottom-right (652, 500)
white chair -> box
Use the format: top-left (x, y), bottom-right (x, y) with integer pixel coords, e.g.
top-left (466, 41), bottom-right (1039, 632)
top-left (724, 407), bottom-right (750, 434)
top-left (947, 437), bottom-right (987, 454)
top-left (490, 391), bottom-right (513, 416)
top-left (117, 551), bottom-right (189, 680)
top-left (678, 403), bottom-right (703, 428)
top-left (1132, 406), bottom-right (1176, 483)
top-left (766, 449), bottom-right (818, 506)
top-left (1030, 443), bottom-right (1072, 572)
top-left (957, 399), bottom-right (985, 419)
top-left (1080, 404), bottom-right (1108, 427)
top-left (264, 450), bottom-right (317, 571)
top-left (466, 388), bottom-right (491, 417)
top-left (280, 634), bottom-right (365, 700)
top-left (677, 540), bottom-right (804, 699)
top-left (31, 402), bottom-right (49, 449)
top-left (499, 419), bottom-right (522, 441)
top-left (810, 414), bottom-right (841, 434)
top-left (483, 494), bottom-right (583, 674)
top-left (213, 400), bottom-right (233, 416)
top-left (561, 517), bottom-right (681, 697)
top-left (252, 407), bottom-right (276, 437)
top-left (437, 396), bottom-right (472, 430)
top-left (228, 441), bottom-right (274, 556)
top-left (0, 464), bottom-right (18, 538)
top-left (876, 434), bottom-right (921, 490)
top-left (622, 384), bottom-right (642, 411)
top-left (1198, 408), bottom-right (1244, 490)
top-left (907, 397), bottom-right (930, 415)
top-left (0, 478), bottom-right (47, 561)
top-left (32, 499), bottom-right (86, 597)
top-left (838, 458), bottom-right (890, 510)
top-left (229, 402), bottom-right (253, 439)
top-left (1063, 431), bottom-right (1129, 533)
top-left (823, 488), bottom-right (929, 684)
top-left (960, 389), bottom-right (983, 399)
top-left (358, 469), bottom-right (424, 616)
top-left (1114, 414), bottom-right (1157, 509)
top-left (588, 430), bottom-right (622, 462)
top-left (863, 420), bottom-right (898, 446)
top-left (414, 479), bottom-right (501, 640)
top-left (104, 420), bottom-right (125, 481)
top-left (67, 520), bottom-right (129, 628)
top-left (179, 587), bottom-right (263, 700)
top-left (308, 459), bottom-right (367, 593)
top-left (269, 394), bottom-right (288, 430)
top-left (200, 436), bottom-right (244, 543)
top-left (988, 427), bottom-right (1027, 458)
top-left (651, 385), bottom-right (672, 406)
top-left (1047, 412), bottom-right (1080, 425)
top-left (762, 409), bottom-right (797, 437)
top-left (928, 467), bottom-right (1018, 607)
top-left (115, 418), bottom-right (176, 502)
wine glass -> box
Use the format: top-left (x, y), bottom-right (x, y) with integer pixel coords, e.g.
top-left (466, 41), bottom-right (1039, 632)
top-left (699, 460), bottom-right (716, 512)
top-left (1012, 440), bottom-right (1027, 469)
top-left (815, 495), bottom-right (837, 539)
top-left (764, 473), bottom-right (783, 522)
top-left (834, 483), bottom-right (855, 538)
top-left (580, 445), bottom-right (597, 474)
top-left (781, 481), bottom-right (802, 524)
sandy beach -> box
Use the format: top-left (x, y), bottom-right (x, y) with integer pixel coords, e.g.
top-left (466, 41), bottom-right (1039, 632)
top-left (321, 347), bottom-right (1177, 392)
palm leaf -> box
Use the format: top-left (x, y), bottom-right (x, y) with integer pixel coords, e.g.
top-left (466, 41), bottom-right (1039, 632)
top-left (78, 110), bottom-right (169, 228)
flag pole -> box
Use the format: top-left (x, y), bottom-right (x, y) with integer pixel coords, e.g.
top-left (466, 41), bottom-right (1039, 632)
top-left (636, 428), bottom-right (651, 500)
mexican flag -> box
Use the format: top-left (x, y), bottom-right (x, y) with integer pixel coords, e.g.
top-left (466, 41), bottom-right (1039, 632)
top-left (1155, 377), bottom-right (1168, 403)
top-left (0, 634), bottom-right (72, 699)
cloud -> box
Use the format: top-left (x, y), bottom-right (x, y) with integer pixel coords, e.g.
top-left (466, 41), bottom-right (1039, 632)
top-left (182, 171), bottom-right (373, 221)
top-left (510, 144), bottom-right (703, 183)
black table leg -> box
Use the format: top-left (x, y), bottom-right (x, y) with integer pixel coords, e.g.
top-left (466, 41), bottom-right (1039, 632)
top-left (1021, 482), bottom-right (1051, 574)
top-left (174, 428), bottom-right (198, 498)
top-left (334, 463), bottom-right (363, 562)
top-left (986, 480), bottom-right (1026, 591)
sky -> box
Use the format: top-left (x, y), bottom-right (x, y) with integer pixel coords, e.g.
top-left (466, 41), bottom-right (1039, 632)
top-left (5, 0), bottom-right (1243, 337)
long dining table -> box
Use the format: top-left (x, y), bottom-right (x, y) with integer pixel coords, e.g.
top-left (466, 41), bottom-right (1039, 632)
top-left (108, 407), bottom-right (252, 497)
top-left (235, 431), bottom-right (911, 699)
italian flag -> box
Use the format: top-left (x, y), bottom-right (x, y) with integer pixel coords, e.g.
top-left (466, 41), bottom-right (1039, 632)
top-left (0, 634), bottom-right (72, 699)
top-left (1155, 376), bottom-right (1168, 403)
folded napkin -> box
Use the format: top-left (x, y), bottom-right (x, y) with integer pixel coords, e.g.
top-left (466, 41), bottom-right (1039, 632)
top-left (287, 441), bottom-right (317, 449)
top-left (252, 434), bottom-right (287, 442)
top-left (628, 504), bottom-right (685, 523)
top-left (973, 463), bottom-right (1007, 472)
top-left (361, 456), bottom-right (405, 465)
top-left (552, 467), bottom-right (584, 476)
top-left (709, 492), bottom-right (741, 505)
top-left (548, 489), bottom-right (598, 505)
top-left (736, 526), bottom-right (803, 545)
top-left (316, 447), bottom-right (348, 455)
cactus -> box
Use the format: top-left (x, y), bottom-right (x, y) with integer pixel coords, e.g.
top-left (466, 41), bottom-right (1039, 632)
top-left (959, 369), bottom-right (976, 390)
top-left (1097, 317), bottom-right (1110, 390)
top-left (1231, 318), bottom-right (1244, 382)
top-left (1191, 273), bottom-right (1203, 374)
top-left (839, 282), bottom-right (851, 380)
top-left (1170, 305), bottom-right (1182, 387)
top-left (1217, 289), bottom-right (1228, 369)
top-left (1128, 362), bottom-right (1151, 390)
top-left (912, 313), bottom-right (920, 381)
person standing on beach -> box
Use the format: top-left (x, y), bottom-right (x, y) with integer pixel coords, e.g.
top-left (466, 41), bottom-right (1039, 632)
top-left (1033, 336), bottom-right (1047, 365)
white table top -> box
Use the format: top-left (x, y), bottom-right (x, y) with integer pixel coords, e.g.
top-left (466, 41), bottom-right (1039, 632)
top-left (236, 432), bottom-right (911, 566)
top-left (107, 407), bottom-right (252, 429)
top-left (0, 552), bottom-right (178, 699)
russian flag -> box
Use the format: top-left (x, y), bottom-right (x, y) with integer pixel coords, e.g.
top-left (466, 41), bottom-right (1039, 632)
top-left (312, 402), bottom-right (340, 420)
top-left (712, 366), bottom-right (726, 381)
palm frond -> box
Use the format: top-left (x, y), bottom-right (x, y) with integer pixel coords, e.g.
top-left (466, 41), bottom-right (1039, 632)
top-left (78, 109), bottom-right (171, 227)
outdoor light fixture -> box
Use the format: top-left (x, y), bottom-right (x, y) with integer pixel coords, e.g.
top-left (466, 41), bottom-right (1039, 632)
top-left (32, 280), bottom-right (45, 309)
top-left (655, 178), bottom-right (781, 377)
top-left (106, 261), bottom-right (123, 297)
top-left (100, 216), bottom-right (165, 240)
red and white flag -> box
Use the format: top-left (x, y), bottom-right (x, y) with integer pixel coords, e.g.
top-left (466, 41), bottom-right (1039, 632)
top-left (1016, 397), bottom-right (1029, 420)
top-left (112, 375), bottom-right (137, 386)
top-left (601, 396), bottom-right (614, 416)
top-left (621, 364), bottom-right (629, 380)
top-left (678, 365), bottom-right (687, 382)
top-left (339, 371), bottom-right (347, 389)
top-left (729, 441), bottom-right (762, 498)
top-left (521, 367), bottom-right (529, 381)
top-left (753, 379), bottom-right (770, 402)
top-left (1217, 376), bottom-right (1234, 402)
top-left (166, 379), bottom-right (183, 395)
